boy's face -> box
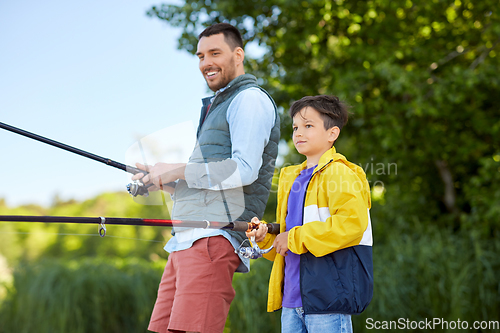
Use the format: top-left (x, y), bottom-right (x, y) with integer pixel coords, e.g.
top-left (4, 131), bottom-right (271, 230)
top-left (292, 107), bottom-right (339, 161)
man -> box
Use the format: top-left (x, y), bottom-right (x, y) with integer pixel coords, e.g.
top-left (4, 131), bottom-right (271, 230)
top-left (133, 23), bottom-right (280, 333)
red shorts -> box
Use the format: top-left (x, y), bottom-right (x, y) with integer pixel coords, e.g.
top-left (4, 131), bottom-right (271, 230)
top-left (148, 236), bottom-right (241, 333)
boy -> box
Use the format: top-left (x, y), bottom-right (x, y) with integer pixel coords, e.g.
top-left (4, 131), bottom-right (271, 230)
top-left (247, 95), bottom-right (373, 333)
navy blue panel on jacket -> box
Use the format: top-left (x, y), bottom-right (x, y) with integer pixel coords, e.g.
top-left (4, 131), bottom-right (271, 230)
top-left (300, 245), bottom-right (373, 315)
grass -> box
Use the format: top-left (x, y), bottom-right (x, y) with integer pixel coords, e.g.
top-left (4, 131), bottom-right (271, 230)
top-left (0, 225), bottom-right (499, 332)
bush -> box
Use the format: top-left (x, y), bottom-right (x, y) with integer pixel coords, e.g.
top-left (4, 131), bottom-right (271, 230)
top-left (0, 258), bottom-right (164, 333)
top-left (353, 224), bottom-right (500, 332)
top-left (229, 259), bottom-right (281, 332)
top-left (1, 225), bottom-right (499, 333)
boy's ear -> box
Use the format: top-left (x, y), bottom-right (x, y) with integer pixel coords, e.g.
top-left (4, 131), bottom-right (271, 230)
top-left (329, 126), bottom-right (340, 144)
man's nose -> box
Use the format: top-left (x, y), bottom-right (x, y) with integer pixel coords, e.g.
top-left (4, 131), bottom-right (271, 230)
top-left (201, 56), bottom-right (213, 69)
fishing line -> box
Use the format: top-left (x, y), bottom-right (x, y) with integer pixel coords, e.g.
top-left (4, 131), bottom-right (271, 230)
top-left (0, 121), bottom-right (173, 197)
top-left (0, 231), bottom-right (164, 243)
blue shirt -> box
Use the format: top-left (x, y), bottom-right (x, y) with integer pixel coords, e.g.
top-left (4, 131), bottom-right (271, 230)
top-left (184, 87), bottom-right (276, 189)
top-left (282, 165), bottom-right (316, 308)
top-left (165, 85), bottom-right (276, 273)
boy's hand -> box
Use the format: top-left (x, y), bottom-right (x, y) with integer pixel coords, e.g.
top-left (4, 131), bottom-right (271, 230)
top-left (273, 231), bottom-right (289, 257)
top-left (245, 217), bottom-right (268, 243)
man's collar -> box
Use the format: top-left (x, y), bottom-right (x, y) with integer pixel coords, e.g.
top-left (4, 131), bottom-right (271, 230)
top-left (215, 85), bottom-right (229, 95)
top-left (214, 73), bottom-right (254, 95)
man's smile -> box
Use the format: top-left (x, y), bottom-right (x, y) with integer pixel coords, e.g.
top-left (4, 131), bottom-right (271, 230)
top-left (205, 69), bottom-right (220, 79)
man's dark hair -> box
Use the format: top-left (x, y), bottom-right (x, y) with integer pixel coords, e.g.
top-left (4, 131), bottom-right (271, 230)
top-left (198, 23), bottom-right (244, 50)
top-left (290, 95), bottom-right (350, 130)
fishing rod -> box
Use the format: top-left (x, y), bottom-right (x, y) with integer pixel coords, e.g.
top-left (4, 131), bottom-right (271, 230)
top-left (0, 121), bottom-right (160, 197)
top-left (0, 215), bottom-right (279, 258)
top-left (0, 122), bottom-right (280, 257)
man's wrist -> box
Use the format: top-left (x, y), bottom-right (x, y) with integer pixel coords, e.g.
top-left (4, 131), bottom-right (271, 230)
top-left (175, 163), bottom-right (186, 180)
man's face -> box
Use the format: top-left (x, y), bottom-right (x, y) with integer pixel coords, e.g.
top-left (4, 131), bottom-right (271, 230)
top-left (196, 33), bottom-right (241, 92)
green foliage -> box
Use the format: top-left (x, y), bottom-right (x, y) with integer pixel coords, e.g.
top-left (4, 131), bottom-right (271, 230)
top-left (0, 192), bottom-right (171, 265)
top-left (354, 224), bottom-right (500, 332)
top-left (2, 223), bottom-right (499, 332)
top-left (0, 258), bottom-right (165, 333)
top-left (1, 2), bottom-right (499, 330)
top-left (229, 259), bottom-right (280, 332)
top-left (146, 0), bottom-right (500, 329)
top-left (148, 0), bottom-right (500, 233)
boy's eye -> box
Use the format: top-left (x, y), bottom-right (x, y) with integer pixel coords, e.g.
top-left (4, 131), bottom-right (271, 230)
top-left (292, 127), bottom-right (298, 131)
top-left (305, 124), bottom-right (312, 128)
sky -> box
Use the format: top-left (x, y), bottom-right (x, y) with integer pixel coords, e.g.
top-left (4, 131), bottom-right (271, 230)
top-left (0, 0), bottom-right (213, 207)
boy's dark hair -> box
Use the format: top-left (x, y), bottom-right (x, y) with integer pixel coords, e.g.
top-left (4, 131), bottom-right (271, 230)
top-left (290, 95), bottom-right (350, 130)
top-left (198, 23), bottom-right (244, 51)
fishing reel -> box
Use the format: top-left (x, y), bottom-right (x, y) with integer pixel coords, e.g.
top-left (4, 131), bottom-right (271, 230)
top-left (237, 236), bottom-right (273, 259)
top-left (126, 180), bottom-right (177, 197)
top-left (126, 181), bottom-right (150, 197)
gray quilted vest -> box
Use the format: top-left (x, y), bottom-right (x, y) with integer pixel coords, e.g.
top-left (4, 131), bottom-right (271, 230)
top-left (172, 74), bottom-right (280, 245)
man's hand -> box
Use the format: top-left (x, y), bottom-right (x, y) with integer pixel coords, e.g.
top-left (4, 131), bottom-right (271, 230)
top-left (132, 162), bottom-right (186, 191)
top-left (273, 231), bottom-right (289, 257)
top-left (245, 217), bottom-right (268, 243)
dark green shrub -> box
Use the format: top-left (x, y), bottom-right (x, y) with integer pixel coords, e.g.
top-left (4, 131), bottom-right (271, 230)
top-left (229, 259), bottom-right (280, 332)
top-left (353, 224), bottom-right (500, 333)
top-left (0, 258), bottom-right (164, 333)
top-left (1, 226), bottom-right (499, 333)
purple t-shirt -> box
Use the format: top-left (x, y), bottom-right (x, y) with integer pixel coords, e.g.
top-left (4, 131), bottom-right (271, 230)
top-left (282, 165), bottom-right (316, 308)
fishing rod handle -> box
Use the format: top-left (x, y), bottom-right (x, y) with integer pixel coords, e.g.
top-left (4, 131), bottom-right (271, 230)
top-left (126, 165), bottom-right (151, 175)
top-left (125, 165), bottom-right (177, 197)
top-left (265, 223), bottom-right (280, 234)
top-left (232, 221), bottom-right (280, 234)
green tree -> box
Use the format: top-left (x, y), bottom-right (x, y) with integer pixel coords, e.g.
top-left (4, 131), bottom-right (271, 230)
top-left (3, 2), bottom-right (498, 330)
top-left (0, 192), bottom-right (172, 265)
top-left (148, 0), bottom-right (500, 233)
top-left (146, 0), bottom-right (500, 331)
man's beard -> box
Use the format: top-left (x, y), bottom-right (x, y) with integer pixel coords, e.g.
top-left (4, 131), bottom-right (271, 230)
top-left (205, 59), bottom-right (237, 92)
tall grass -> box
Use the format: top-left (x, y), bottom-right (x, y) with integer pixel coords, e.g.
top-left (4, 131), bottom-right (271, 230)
top-left (0, 225), bottom-right (499, 333)
top-left (229, 259), bottom-right (280, 332)
top-left (353, 223), bottom-right (500, 332)
top-left (0, 258), bottom-right (164, 333)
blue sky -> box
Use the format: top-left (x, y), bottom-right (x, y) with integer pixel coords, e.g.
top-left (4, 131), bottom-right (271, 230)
top-left (0, 0), bottom-right (210, 207)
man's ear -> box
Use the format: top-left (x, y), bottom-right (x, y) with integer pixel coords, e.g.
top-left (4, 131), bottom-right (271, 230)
top-left (329, 126), bottom-right (340, 144)
top-left (234, 47), bottom-right (245, 66)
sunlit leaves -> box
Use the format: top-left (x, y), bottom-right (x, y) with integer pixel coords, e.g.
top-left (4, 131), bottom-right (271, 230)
top-left (148, 0), bottom-right (500, 231)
